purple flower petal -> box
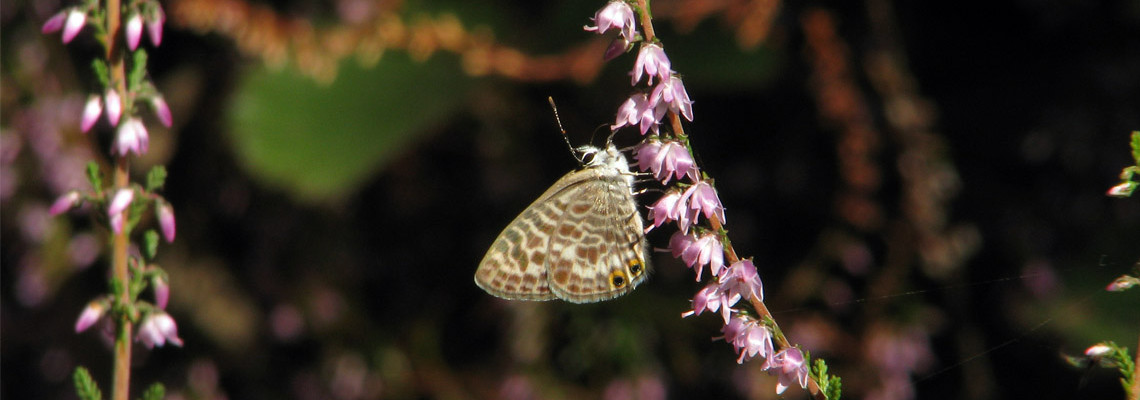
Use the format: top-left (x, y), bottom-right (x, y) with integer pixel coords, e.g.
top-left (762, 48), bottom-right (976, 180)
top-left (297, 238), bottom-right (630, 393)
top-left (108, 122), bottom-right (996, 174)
top-left (126, 13), bottom-right (143, 50)
top-left (62, 10), bottom-right (86, 43)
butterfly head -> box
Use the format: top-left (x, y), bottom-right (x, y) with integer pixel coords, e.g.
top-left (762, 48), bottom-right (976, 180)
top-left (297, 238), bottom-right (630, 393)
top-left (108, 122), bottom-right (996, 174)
top-left (576, 144), bottom-right (631, 174)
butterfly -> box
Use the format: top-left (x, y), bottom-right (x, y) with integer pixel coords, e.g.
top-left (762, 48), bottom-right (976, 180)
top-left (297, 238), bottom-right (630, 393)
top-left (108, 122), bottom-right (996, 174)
top-left (474, 137), bottom-right (650, 303)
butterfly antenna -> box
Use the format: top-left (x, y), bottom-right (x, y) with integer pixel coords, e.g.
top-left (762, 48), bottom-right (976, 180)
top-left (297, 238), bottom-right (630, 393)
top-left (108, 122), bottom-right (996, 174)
top-left (604, 126), bottom-right (619, 148)
top-left (548, 97), bottom-right (584, 163)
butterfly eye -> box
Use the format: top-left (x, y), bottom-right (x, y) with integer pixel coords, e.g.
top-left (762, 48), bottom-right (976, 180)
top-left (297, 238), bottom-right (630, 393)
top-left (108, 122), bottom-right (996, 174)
top-left (609, 270), bottom-right (628, 288)
top-left (577, 146), bottom-right (603, 165)
top-left (581, 151), bottom-right (597, 165)
top-left (628, 259), bottom-right (643, 276)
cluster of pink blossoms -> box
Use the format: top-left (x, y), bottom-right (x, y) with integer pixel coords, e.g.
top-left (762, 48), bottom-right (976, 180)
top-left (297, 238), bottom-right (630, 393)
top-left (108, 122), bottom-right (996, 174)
top-left (43, 0), bottom-right (172, 157)
top-left (586, 1), bottom-right (809, 393)
top-left (73, 269), bottom-right (180, 349)
top-left (44, 0), bottom-right (182, 350)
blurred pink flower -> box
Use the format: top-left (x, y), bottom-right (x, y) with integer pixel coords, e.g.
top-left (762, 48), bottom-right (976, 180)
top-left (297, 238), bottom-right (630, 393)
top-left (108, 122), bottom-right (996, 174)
top-left (152, 274), bottom-right (170, 309)
top-left (43, 9), bottom-right (88, 43)
top-left (114, 118), bottom-right (149, 156)
top-left (81, 94), bottom-right (103, 132)
top-left (583, 1), bottom-right (637, 41)
top-left (126, 12), bottom-right (144, 50)
top-left (1106, 275), bottom-right (1138, 292)
top-left (74, 300), bottom-right (107, 333)
top-left (1106, 181), bottom-right (1136, 197)
top-left (145, 5), bottom-right (165, 46)
top-left (49, 191), bottom-right (81, 215)
top-left (157, 200), bottom-right (176, 242)
top-left (1084, 343), bottom-right (1112, 357)
top-left (104, 89), bottom-right (122, 127)
top-left (137, 311), bottom-right (183, 348)
top-left (107, 188), bottom-right (134, 234)
top-left (151, 95), bottom-right (173, 127)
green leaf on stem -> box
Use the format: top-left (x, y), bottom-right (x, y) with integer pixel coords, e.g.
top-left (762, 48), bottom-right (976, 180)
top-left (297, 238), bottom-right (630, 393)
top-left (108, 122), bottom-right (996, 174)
top-left (140, 382), bottom-right (165, 400)
top-left (127, 188), bottom-right (149, 234)
top-left (109, 276), bottom-right (125, 303)
top-left (129, 50), bottom-right (149, 97)
top-left (91, 59), bottom-right (110, 89)
top-left (1129, 131), bottom-right (1139, 166)
top-left (146, 166), bottom-right (167, 191)
top-left (73, 366), bottom-right (103, 400)
top-left (143, 229), bottom-right (159, 260)
top-left (812, 358), bottom-right (842, 400)
top-left (86, 162), bottom-right (103, 194)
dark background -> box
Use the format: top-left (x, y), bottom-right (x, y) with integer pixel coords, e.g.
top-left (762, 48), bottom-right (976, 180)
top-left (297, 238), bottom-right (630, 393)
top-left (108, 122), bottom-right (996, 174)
top-left (3, 0), bottom-right (1138, 399)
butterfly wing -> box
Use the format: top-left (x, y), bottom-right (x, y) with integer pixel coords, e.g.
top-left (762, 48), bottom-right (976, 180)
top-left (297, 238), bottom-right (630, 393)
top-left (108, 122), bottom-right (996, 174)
top-left (546, 170), bottom-right (650, 303)
top-left (474, 170), bottom-right (593, 301)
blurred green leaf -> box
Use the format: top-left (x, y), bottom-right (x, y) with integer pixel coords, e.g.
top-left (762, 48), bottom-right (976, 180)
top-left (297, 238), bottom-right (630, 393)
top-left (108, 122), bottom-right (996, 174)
top-left (72, 366), bottom-right (102, 400)
top-left (230, 53), bottom-right (471, 202)
top-left (1129, 131), bottom-right (1139, 165)
top-left (140, 382), bottom-right (165, 400)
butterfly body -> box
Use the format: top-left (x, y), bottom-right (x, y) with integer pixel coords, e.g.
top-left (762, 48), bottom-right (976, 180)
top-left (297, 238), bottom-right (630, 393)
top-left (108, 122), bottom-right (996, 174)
top-left (475, 144), bottom-right (650, 303)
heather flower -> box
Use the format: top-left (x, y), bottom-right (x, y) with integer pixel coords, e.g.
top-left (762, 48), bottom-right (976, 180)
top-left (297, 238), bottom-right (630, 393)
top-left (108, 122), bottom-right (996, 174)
top-left (44, 9), bottom-right (87, 43)
top-left (650, 75), bottom-right (694, 121)
top-left (152, 274), bottom-right (170, 309)
top-left (137, 311), bottom-right (183, 348)
top-left (634, 139), bottom-right (697, 183)
top-left (583, 1), bottom-right (637, 41)
top-left (42, 11), bottom-right (67, 34)
top-left (126, 12), bottom-right (144, 50)
top-left (63, 10), bottom-right (87, 43)
top-left (722, 315), bottom-right (774, 363)
top-left (766, 347), bottom-right (809, 394)
top-left (1106, 275), bottom-right (1138, 292)
top-left (157, 200), bottom-right (176, 242)
top-left (1106, 181), bottom-right (1136, 197)
top-left (145, 5), bottom-right (165, 46)
top-left (604, 36), bottom-right (633, 62)
top-left (1084, 343), bottom-right (1112, 357)
top-left (151, 95), bottom-right (173, 127)
top-left (632, 43), bottom-right (671, 85)
top-left (682, 283), bottom-right (732, 323)
top-left (647, 190), bottom-right (686, 231)
top-left (718, 259), bottom-right (763, 304)
top-left (50, 191), bottom-right (82, 215)
top-left (74, 300), bottom-right (107, 333)
top-left (114, 117), bottom-right (149, 156)
top-left (679, 232), bottom-right (724, 281)
top-left (81, 94), bottom-right (103, 132)
top-left (613, 93), bottom-right (665, 135)
top-left (684, 181), bottom-right (725, 224)
top-left (107, 188), bottom-right (134, 234)
top-left (105, 89), bottom-right (122, 127)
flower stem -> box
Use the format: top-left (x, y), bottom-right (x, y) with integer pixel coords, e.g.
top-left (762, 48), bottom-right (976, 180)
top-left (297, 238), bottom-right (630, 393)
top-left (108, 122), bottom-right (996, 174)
top-left (105, 0), bottom-right (133, 396)
top-left (633, 1), bottom-right (827, 398)
top-left (111, 157), bottom-right (132, 400)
